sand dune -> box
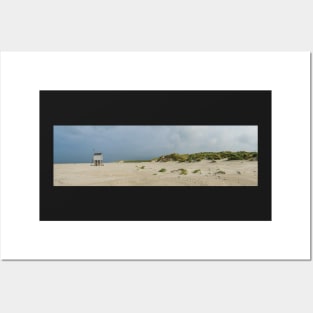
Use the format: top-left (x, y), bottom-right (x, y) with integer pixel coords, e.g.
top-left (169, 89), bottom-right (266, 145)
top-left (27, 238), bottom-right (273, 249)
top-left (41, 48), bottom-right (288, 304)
top-left (54, 160), bottom-right (258, 186)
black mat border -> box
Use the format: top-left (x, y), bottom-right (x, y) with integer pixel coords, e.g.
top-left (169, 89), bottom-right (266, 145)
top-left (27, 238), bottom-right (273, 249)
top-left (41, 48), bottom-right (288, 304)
top-left (40, 91), bottom-right (271, 221)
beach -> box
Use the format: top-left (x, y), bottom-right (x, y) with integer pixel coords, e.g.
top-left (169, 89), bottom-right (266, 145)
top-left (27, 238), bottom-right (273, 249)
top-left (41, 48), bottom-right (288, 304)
top-left (54, 159), bottom-right (258, 186)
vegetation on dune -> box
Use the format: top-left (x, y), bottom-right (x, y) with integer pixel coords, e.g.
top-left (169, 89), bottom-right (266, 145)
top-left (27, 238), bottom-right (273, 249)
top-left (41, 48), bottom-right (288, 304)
top-left (123, 151), bottom-right (257, 163)
top-left (159, 168), bottom-right (167, 173)
top-left (155, 153), bottom-right (189, 162)
top-left (178, 168), bottom-right (188, 175)
top-left (215, 170), bottom-right (226, 175)
top-left (171, 168), bottom-right (188, 175)
top-left (192, 169), bottom-right (201, 174)
top-left (156, 151), bottom-right (258, 162)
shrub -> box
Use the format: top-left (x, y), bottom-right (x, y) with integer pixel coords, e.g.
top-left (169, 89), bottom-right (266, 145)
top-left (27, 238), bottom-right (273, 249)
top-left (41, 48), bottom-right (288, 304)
top-left (159, 168), bottom-right (166, 172)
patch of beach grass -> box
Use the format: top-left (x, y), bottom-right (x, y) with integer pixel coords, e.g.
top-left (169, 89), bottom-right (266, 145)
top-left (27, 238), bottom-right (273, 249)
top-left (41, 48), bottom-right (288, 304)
top-left (192, 169), bottom-right (201, 174)
top-left (159, 168), bottom-right (166, 173)
top-left (215, 170), bottom-right (226, 175)
top-left (178, 168), bottom-right (188, 175)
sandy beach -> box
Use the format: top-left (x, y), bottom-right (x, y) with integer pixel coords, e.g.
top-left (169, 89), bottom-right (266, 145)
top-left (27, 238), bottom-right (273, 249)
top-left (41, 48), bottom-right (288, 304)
top-left (54, 159), bottom-right (258, 186)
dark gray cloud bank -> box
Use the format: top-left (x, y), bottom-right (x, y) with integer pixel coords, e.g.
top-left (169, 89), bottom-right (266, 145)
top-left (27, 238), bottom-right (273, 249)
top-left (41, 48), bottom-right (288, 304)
top-left (54, 126), bottom-right (258, 163)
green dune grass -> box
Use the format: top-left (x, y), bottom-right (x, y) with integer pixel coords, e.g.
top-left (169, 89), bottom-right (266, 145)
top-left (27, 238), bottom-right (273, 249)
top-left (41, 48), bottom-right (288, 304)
top-left (155, 151), bottom-right (257, 162)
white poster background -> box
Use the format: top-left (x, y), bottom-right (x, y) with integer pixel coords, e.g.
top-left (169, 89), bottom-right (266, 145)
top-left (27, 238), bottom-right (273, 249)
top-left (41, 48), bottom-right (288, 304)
top-left (0, 52), bottom-right (310, 260)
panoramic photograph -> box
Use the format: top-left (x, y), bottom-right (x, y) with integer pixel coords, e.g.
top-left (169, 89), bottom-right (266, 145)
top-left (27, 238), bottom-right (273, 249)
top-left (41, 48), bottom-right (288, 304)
top-left (53, 125), bottom-right (258, 186)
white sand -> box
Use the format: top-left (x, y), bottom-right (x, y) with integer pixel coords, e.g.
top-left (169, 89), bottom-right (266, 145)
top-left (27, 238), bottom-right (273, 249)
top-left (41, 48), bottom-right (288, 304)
top-left (54, 160), bottom-right (258, 186)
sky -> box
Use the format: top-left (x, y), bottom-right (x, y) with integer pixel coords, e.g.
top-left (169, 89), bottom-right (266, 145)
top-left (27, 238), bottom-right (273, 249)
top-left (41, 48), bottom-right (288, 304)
top-left (54, 125), bottom-right (258, 163)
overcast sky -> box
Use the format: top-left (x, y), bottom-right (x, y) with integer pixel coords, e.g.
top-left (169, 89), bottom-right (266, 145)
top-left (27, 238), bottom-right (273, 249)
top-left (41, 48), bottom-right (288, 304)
top-left (54, 125), bottom-right (258, 163)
